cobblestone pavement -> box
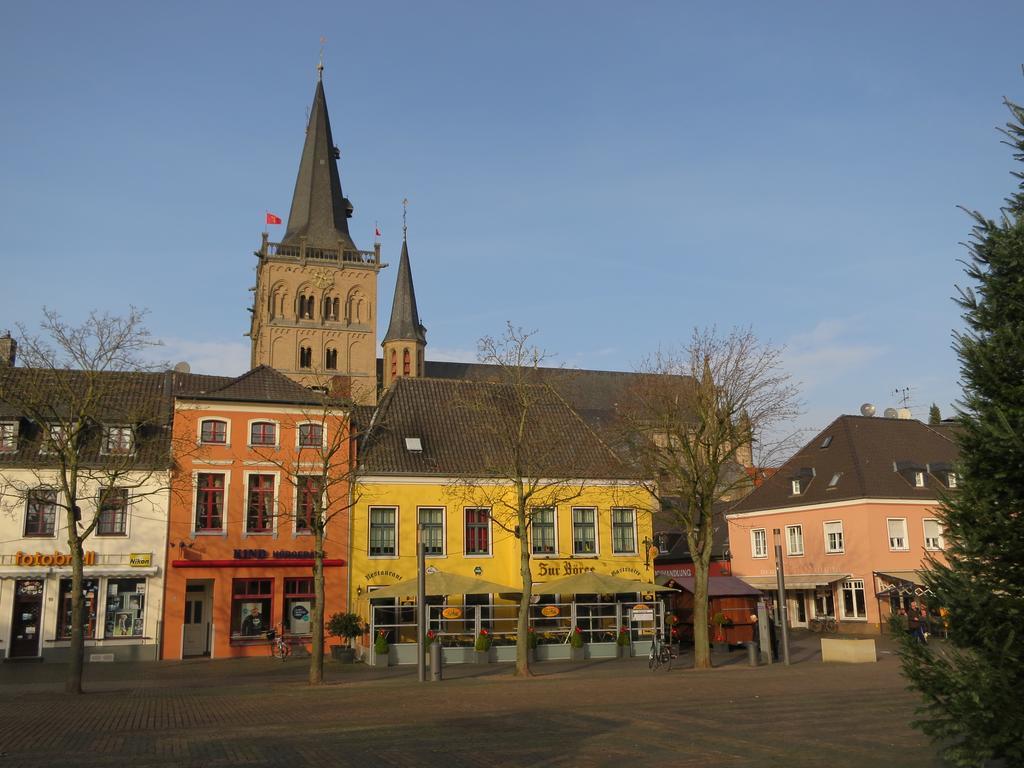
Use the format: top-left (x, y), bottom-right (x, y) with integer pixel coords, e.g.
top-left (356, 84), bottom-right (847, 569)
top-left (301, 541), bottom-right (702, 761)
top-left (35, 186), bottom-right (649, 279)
top-left (0, 634), bottom-right (942, 768)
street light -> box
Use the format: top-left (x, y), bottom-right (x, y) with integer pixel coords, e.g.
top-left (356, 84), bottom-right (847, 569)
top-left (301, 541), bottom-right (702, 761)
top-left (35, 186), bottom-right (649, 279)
top-left (773, 528), bottom-right (791, 666)
top-left (417, 523), bottom-right (426, 683)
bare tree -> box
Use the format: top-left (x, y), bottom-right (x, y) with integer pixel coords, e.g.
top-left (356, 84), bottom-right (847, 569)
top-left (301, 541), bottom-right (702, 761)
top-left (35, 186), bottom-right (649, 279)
top-left (615, 327), bottom-right (800, 669)
top-left (247, 372), bottom-right (364, 685)
top-left (450, 323), bottom-right (629, 676)
top-left (0, 308), bottom-right (175, 693)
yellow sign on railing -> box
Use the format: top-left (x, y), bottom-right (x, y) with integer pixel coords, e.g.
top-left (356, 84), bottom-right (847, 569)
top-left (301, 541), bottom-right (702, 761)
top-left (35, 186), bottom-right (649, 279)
top-left (129, 553), bottom-right (153, 567)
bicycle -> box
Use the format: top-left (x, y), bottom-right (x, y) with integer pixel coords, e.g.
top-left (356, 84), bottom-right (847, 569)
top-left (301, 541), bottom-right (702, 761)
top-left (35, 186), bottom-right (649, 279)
top-left (808, 614), bottom-right (838, 634)
top-left (267, 627), bottom-right (291, 660)
top-left (648, 636), bottom-right (675, 671)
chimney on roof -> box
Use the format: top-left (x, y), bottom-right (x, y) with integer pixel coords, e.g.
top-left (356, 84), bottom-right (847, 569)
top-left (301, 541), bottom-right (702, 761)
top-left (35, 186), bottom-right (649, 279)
top-left (0, 331), bottom-right (16, 367)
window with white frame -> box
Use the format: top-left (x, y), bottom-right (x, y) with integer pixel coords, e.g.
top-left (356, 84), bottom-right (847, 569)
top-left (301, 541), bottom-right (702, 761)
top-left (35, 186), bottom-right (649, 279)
top-left (824, 520), bottom-right (844, 553)
top-left (369, 507), bottom-right (397, 556)
top-left (195, 472), bottom-right (226, 532)
top-left (103, 426), bottom-right (134, 455)
top-left (572, 507), bottom-right (597, 555)
top-left (840, 579), bottom-right (866, 619)
top-left (786, 524), bottom-right (804, 556)
top-left (531, 507), bottom-right (556, 555)
top-left (295, 475), bottom-right (322, 532)
top-left (0, 421), bottom-right (18, 451)
top-left (791, 479), bottom-right (802, 495)
top-left (465, 508), bottom-right (490, 555)
top-left (97, 487), bottom-right (129, 536)
top-left (24, 488), bottom-right (57, 537)
top-left (249, 421), bottom-right (277, 447)
top-left (200, 419), bottom-right (228, 445)
top-left (751, 528), bottom-right (768, 558)
top-left (298, 423), bottom-right (323, 448)
top-left (42, 424), bottom-right (66, 454)
top-left (612, 508), bottom-right (637, 554)
top-left (246, 474), bottom-right (276, 533)
top-left (419, 507), bottom-right (444, 556)
top-left (914, 471), bottom-right (925, 488)
top-left (947, 472), bottom-right (958, 489)
top-left (887, 518), bottom-right (909, 550)
top-left (923, 518), bottom-right (944, 550)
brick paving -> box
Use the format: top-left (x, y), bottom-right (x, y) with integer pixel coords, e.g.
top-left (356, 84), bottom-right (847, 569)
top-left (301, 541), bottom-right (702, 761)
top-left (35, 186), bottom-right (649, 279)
top-left (0, 633), bottom-right (943, 768)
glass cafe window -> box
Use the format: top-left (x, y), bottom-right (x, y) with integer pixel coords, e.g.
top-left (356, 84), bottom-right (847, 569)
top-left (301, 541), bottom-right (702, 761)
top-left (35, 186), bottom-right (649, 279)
top-left (104, 578), bottom-right (146, 637)
top-left (58, 578), bottom-right (99, 639)
top-left (231, 579), bottom-right (273, 639)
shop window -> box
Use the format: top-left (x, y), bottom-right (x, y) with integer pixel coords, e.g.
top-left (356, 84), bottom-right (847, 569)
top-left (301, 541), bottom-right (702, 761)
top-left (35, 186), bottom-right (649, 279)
top-left (246, 474), bottom-right (275, 533)
top-left (284, 578), bottom-right (314, 636)
top-left (532, 507), bottom-right (556, 555)
top-left (232, 579), bottom-right (273, 639)
top-left (58, 578), bottom-right (99, 639)
top-left (104, 579), bottom-right (145, 637)
top-left (786, 524), bottom-right (804, 556)
top-left (97, 488), bottom-right (128, 536)
top-left (887, 518), bottom-right (909, 551)
top-left (250, 421), bottom-right (277, 447)
top-left (612, 508), bottom-right (636, 554)
top-left (572, 508), bottom-right (597, 555)
top-left (923, 518), bottom-right (944, 550)
top-left (815, 590), bottom-right (835, 617)
top-left (751, 528), bottom-right (768, 558)
top-left (102, 426), bottom-right (134, 455)
top-left (195, 473), bottom-right (225, 531)
top-left (24, 488), bottom-right (57, 537)
top-left (465, 592), bottom-right (492, 631)
top-left (465, 508), bottom-right (490, 555)
top-left (296, 475), bottom-right (322, 532)
top-left (419, 507), bottom-right (444, 556)
top-left (200, 419), bottom-right (228, 445)
top-left (840, 579), bottom-right (866, 620)
top-left (298, 423), bottom-right (323, 448)
top-left (824, 520), bottom-right (844, 553)
top-left (369, 507), bottom-right (397, 556)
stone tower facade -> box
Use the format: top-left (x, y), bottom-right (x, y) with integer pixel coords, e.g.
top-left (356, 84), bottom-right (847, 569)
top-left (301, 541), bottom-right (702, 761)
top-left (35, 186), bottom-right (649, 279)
top-left (381, 236), bottom-right (427, 392)
top-left (249, 72), bottom-right (384, 403)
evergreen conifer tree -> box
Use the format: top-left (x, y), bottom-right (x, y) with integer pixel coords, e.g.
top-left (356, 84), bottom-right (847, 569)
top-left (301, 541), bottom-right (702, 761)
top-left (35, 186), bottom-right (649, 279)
top-left (896, 96), bottom-right (1024, 766)
top-left (928, 402), bottom-right (941, 425)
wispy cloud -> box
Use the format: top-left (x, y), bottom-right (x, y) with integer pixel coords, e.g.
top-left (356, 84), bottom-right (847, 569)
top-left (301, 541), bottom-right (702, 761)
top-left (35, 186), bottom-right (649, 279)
top-left (147, 337), bottom-right (250, 377)
top-left (784, 318), bottom-right (886, 394)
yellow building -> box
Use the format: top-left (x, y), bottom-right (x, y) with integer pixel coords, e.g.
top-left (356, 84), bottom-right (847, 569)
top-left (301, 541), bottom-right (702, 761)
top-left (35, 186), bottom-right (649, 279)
top-left (350, 377), bottom-right (655, 654)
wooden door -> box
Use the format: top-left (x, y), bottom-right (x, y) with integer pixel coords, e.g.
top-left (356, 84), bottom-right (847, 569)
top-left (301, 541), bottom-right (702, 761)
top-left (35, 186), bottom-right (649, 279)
top-left (10, 580), bottom-right (44, 658)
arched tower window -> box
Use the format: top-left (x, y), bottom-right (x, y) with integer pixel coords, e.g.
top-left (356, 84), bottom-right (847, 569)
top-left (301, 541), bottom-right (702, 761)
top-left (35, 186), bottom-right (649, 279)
top-left (300, 346), bottom-right (312, 369)
top-left (390, 349), bottom-right (397, 378)
top-left (325, 348), bottom-right (338, 370)
top-left (403, 349), bottom-right (411, 377)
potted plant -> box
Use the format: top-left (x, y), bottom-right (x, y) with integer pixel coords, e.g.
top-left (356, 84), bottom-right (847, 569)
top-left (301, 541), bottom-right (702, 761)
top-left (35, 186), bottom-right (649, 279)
top-left (326, 612), bottom-right (364, 663)
top-left (570, 626), bottom-right (585, 662)
top-left (474, 628), bottom-right (492, 663)
top-left (712, 612), bottom-right (733, 652)
top-left (373, 629), bottom-right (390, 667)
top-left (615, 625), bottom-right (631, 658)
top-left (527, 626), bottom-right (538, 663)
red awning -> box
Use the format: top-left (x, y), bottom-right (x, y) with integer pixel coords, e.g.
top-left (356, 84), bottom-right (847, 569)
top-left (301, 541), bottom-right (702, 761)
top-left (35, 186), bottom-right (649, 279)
top-left (666, 575), bottom-right (763, 597)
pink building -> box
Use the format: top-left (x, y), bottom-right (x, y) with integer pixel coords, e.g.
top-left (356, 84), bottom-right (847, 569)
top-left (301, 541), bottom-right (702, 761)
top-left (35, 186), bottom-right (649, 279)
top-left (727, 415), bottom-right (957, 634)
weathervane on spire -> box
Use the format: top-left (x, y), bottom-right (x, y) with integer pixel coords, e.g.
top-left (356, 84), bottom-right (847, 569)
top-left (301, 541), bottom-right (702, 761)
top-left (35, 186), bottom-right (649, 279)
top-left (402, 198), bottom-right (409, 239)
top-left (317, 36), bottom-right (326, 80)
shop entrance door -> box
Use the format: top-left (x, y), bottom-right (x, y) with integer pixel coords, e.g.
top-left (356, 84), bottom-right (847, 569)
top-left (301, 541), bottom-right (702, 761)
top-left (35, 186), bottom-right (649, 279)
top-left (182, 581), bottom-right (211, 657)
top-left (10, 580), bottom-right (44, 658)
top-left (788, 591), bottom-right (809, 628)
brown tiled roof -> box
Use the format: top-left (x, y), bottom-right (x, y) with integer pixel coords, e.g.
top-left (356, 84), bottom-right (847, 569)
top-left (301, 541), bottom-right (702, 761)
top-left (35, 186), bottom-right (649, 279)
top-left (728, 415), bottom-right (959, 514)
top-left (177, 365), bottom-right (331, 406)
top-left (359, 377), bottom-right (638, 479)
top-left (652, 501), bottom-right (732, 564)
top-left (0, 367), bottom-right (174, 470)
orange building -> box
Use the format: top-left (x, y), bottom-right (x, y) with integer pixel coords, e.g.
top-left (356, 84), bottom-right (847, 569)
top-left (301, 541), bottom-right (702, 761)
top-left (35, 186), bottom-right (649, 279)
top-left (162, 366), bottom-right (351, 659)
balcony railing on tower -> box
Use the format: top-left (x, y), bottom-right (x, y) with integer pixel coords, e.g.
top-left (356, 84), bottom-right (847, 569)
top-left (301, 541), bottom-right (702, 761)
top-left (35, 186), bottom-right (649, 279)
top-left (258, 232), bottom-right (381, 266)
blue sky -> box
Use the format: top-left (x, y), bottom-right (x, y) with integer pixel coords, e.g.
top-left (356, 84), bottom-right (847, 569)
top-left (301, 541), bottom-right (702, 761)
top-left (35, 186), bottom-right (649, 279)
top-left (2, 1), bottom-right (1023, 441)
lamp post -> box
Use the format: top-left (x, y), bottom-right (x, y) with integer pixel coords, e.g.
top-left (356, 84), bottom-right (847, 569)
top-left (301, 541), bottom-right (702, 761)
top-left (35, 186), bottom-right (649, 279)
top-left (773, 528), bottom-right (791, 666)
top-left (417, 523), bottom-right (426, 683)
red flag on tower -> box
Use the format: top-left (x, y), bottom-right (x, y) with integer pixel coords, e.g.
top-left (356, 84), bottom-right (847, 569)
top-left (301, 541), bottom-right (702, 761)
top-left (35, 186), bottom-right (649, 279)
top-left (375, 226), bottom-right (382, 237)
top-left (266, 212), bottom-right (282, 225)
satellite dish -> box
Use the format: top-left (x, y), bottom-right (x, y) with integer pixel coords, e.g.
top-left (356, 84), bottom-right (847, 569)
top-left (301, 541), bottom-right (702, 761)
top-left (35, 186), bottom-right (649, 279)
top-left (860, 403), bottom-right (876, 417)
top-left (883, 407), bottom-right (898, 419)
top-left (897, 407), bottom-right (912, 420)
top-left (173, 361), bottom-right (191, 374)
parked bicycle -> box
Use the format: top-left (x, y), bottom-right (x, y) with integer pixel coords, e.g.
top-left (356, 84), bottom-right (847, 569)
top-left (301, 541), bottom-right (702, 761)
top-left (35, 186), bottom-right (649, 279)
top-left (267, 626), bottom-right (291, 660)
top-left (648, 635), bottom-right (675, 671)
top-left (809, 614), bottom-right (838, 633)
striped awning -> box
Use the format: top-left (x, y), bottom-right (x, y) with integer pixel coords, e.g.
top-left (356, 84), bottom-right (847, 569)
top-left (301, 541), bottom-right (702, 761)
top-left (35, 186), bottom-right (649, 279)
top-left (0, 567), bottom-right (159, 579)
top-left (738, 573), bottom-right (850, 591)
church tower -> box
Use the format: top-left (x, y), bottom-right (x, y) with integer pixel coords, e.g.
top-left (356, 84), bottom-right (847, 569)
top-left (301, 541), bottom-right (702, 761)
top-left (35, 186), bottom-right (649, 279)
top-left (249, 66), bottom-right (384, 403)
top-left (381, 222), bottom-right (426, 391)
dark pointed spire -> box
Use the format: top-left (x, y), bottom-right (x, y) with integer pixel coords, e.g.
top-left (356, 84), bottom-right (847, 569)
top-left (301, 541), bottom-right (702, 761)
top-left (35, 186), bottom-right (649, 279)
top-left (383, 233), bottom-right (426, 345)
top-left (282, 72), bottom-right (356, 250)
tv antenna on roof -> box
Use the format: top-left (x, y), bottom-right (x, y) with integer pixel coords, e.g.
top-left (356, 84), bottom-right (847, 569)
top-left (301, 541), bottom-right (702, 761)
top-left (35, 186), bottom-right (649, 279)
top-left (892, 386), bottom-right (913, 409)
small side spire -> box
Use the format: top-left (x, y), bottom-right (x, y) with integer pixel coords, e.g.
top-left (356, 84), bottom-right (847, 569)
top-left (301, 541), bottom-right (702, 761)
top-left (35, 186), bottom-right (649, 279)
top-left (383, 200), bottom-right (426, 346)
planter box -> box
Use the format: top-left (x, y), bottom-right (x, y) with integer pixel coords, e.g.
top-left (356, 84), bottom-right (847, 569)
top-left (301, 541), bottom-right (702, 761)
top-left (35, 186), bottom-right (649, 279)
top-left (493, 645), bottom-right (518, 663)
top-left (536, 644), bottom-right (571, 662)
top-left (392, 644), bottom-right (419, 666)
top-left (570, 646), bottom-right (585, 662)
top-left (474, 650), bottom-right (490, 664)
top-left (821, 638), bottom-right (877, 664)
top-left (331, 646), bottom-right (355, 663)
top-left (586, 642), bottom-right (619, 660)
top-left (712, 641), bottom-right (729, 653)
top-left (371, 650), bottom-right (389, 667)
top-left (441, 647), bottom-right (477, 665)
top-left (616, 644), bottom-right (630, 659)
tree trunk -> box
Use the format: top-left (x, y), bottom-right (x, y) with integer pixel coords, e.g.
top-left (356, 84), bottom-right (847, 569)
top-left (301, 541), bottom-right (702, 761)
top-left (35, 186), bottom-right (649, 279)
top-left (515, 496), bottom-right (533, 677)
top-left (309, 526), bottom-right (325, 685)
top-left (66, 508), bottom-right (84, 694)
top-left (690, 515), bottom-right (715, 670)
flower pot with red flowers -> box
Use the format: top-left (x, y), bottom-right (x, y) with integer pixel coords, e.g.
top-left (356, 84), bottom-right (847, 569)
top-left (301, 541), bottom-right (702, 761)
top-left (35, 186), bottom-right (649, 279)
top-left (615, 626), bottom-right (631, 658)
top-left (474, 628), bottom-right (492, 663)
top-left (570, 626), bottom-right (585, 661)
top-left (372, 629), bottom-right (390, 667)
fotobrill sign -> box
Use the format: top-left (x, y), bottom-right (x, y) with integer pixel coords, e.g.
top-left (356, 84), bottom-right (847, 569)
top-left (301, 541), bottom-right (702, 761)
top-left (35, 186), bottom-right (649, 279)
top-left (15, 551), bottom-right (97, 567)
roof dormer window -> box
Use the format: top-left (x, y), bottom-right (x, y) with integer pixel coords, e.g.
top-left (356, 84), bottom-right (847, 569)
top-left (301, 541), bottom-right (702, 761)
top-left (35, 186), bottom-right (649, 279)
top-left (827, 472), bottom-right (841, 488)
top-left (947, 472), bottom-right (958, 489)
top-left (789, 467), bottom-right (815, 495)
top-left (103, 426), bottom-right (134, 455)
top-left (791, 479), bottom-right (802, 495)
top-left (41, 424), bottom-right (66, 454)
top-left (0, 421), bottom-right (17, 452)
top-left (404, 437), bottom-right (423, 453)
top-left (819, 435), bottom-right (833, 449)
top-left (914, 471), bottom-right (925, 488)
